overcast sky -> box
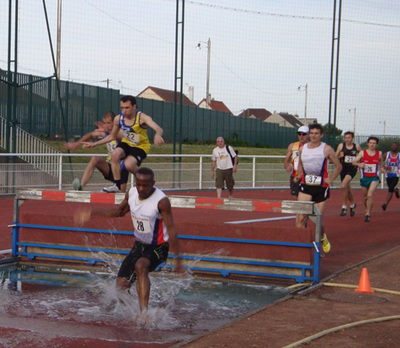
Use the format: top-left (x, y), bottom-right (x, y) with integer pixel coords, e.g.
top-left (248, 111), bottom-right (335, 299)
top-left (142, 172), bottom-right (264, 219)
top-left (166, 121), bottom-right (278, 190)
top-left (1, 0), bottom-right (399, 136)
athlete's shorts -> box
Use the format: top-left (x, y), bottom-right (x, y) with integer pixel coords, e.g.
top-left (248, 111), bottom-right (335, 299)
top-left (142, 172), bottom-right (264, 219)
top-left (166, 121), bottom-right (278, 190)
top-left (117, 241), bottom-right (169, 283)
top-left (299, 184), bottom-right (330, 203)
top-left (290, 176), bottom-right (301, 196)
top-left (215, 168), bottom-right (235, 190)
top-left (386, 177), bottom-right (399, 192)
top-left (340, 167), bottom-right (358, 181)
top-left (116, 142), bottom-right (147, 166)
top-left (103, 162), bottom-right (129, 184)
top-left (360, 176), bottom-right (380, 189)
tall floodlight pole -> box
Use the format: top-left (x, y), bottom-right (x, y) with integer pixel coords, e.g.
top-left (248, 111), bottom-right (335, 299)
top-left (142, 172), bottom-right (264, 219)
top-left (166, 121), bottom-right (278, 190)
top-left (56, 0), bottom-right (62, 79)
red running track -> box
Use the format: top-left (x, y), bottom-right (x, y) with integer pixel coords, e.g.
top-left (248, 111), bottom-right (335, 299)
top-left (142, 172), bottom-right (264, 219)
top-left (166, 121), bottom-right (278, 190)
top-left (1, 187), bottom-right (399, 279)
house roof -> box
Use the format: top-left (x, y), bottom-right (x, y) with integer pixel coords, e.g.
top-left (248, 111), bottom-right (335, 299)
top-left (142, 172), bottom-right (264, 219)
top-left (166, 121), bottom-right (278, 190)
top-left (278, 112), bottom-right (304, 128)
top-left (238, 108), bottom-right (272, 121)
top-left (137, 86), bottom-right (197, 107)
top-left (198, 98), bottom-right (233, 115)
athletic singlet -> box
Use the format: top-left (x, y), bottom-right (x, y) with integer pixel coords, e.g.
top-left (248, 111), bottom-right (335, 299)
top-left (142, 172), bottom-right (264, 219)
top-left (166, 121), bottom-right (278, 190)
top-left (291, 142), bottom-right (304, 177)
top-left (341, 143), bottom-right (358, 170)
top-left (119, 112), bottom-right (151, 154)
top-left (301, 143), bottom-right (329, 187)
top-left (128, 187), bottom-right (169, 245)
top-left (385, 152), bottom-right (400, 178)
top-left (361, 150), bottom-right (380, 178)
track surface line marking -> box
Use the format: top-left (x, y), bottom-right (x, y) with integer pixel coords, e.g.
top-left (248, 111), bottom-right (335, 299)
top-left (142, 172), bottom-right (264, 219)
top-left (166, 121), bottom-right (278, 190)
top-left (225, 216), bottom-right (296, 224)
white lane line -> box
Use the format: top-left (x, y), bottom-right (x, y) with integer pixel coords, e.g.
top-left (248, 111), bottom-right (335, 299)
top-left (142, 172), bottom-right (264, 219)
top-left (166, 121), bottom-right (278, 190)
top-left (225, 216), bottom-right (296, 225)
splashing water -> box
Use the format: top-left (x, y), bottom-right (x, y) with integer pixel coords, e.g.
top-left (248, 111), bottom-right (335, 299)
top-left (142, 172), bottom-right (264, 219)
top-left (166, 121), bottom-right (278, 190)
top-left (0, 264), bottom-right (288, 344)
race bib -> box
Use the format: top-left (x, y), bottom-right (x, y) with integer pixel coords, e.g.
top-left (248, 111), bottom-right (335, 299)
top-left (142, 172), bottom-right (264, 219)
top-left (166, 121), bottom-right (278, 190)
top-left (132, 215), bottom-right (151, 234)
top-left (364, 164), bottom-right (376, 174)
top-left (123, 131), bottom-right (140, 145)
top-left (387, 166), bottom-right (398, 173)
top-left (305, 174), bottom-right (322, 186)
top-left (344, 155), bottom-right (355, 163)
top-left (293, 157), bottom-right (299, 171)
top-left (106, 141), bottom-right (117, 155)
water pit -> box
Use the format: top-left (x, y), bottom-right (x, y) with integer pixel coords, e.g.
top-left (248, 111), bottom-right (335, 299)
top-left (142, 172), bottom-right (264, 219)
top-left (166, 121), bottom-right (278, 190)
top-left (0, 262), bottom-right (288, 345)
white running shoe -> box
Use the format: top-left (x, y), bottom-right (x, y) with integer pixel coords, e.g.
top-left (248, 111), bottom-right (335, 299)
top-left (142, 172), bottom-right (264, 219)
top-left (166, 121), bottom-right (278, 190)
top-left (102, 184), bottom-right (120, 193)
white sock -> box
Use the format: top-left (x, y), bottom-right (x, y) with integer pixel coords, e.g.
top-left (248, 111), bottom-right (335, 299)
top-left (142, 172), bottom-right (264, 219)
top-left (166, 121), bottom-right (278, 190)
top-left (350, 203), bottom-right (356, 208)
top-left (342, 205), bottom-right (347, 209)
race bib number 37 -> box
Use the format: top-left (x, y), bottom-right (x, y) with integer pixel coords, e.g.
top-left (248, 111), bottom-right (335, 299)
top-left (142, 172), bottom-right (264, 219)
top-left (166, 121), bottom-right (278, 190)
top-left (305, 174), bottom-right (322, 186)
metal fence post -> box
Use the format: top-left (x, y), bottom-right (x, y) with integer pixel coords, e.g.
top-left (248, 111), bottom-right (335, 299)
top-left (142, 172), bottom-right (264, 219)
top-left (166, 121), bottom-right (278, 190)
top-left (199, 155), bottom-right (203, 190)
top-left (58, 154), bottom-right (63, 190)
top-left (11, 194), bottom-right (19, 257)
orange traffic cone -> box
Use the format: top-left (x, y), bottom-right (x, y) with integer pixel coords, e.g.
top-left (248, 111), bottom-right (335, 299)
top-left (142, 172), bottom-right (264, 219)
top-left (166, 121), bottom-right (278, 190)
top-left (355, 268), bottom-right (374, 294)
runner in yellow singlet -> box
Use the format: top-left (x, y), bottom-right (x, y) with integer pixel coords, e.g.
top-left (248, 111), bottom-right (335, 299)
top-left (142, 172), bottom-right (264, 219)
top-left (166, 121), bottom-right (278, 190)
top-left (83, 95), bottom-right (164, 193)
top-left (284, 126), bottom-right (309, 199)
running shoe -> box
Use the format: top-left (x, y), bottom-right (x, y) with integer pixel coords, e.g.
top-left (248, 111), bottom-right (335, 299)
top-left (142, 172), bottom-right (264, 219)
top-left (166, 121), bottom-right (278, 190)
top-left (321, 234), bottom-right (331, 254)
top-left (382, 204), bottom-right (387, 211)
top-left (72, 178), bottom-right (83, 191)
top-left (350, 203), bottom-right (356, 217)
top-left (339, 208), bottom-right (347, 216)
top-left (102, 184), bottom-right (120, 193)
top-left (395, 188), bottom-right (399, 199)
top-left (364, 214), bottom-right (371, 222)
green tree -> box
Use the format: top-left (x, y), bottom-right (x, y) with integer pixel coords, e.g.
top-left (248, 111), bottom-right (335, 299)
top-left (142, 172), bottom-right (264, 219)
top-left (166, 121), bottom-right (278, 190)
top-left (323, 123), bottom-right (342, 136)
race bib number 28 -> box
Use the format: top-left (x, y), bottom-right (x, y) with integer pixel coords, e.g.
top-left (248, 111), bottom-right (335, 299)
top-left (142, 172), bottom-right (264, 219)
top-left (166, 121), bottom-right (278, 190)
top-left (133, 215), bottom-right (151, 234)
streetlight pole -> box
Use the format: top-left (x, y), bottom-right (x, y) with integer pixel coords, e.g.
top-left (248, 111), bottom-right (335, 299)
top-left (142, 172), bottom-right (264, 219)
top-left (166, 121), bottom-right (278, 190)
top-left (298, 84), bottom-right (308, 124)
top-left (197, 38), bottom-right (211, 108)
top-left (206, 38), bottom-right (211, 107)
top-left (348, 107), bottom-right (356, 134)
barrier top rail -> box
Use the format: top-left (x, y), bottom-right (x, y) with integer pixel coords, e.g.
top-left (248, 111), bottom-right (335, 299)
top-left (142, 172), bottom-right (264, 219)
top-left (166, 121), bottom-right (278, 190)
top-left (0, 153), bottom-right (285, 159)
top-left (16, 189), bottom-right (318, 216)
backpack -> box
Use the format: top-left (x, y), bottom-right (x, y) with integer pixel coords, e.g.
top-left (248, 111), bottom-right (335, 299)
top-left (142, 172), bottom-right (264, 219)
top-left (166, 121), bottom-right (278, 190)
top-left (226, 145), bottom-right (238, 165)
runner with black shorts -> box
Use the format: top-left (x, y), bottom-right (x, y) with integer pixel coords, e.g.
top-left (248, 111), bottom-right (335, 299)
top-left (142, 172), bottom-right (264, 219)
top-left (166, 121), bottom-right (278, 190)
top-left (66, 111), bottom-right (129, 192)
top-left (336, 131), bottom-right (362, 217)
top-left (284, 126), bottom-right (309, 199)
top-left (75, 167), bottom-right (181, 318)
top-left (382, 142), bottom-right (400, 211)
top-left (83, 95), bottom-right (165, 193)
top-left (296, 123), bottom-right (342, 254)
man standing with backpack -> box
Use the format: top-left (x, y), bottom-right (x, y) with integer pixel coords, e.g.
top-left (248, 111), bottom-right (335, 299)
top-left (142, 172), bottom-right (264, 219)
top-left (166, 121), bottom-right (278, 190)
top-left (211, 137), bottom-right (238, 199)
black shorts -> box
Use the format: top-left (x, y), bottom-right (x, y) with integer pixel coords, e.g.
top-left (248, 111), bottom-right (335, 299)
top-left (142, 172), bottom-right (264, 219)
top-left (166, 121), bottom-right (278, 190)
top-left (299, 184), bottom-right (330, 203)
top-left (290, 176), bottom-right (301, 196)
top-left (103, 162), bottom-right (129, 184)
top-left (386, 177), bottom-right (399, 192)
top-left (340, 167), bottom-right (357, 181)
top-left (117, 241), bottom-right (169, 283)
top-left (116, 142), bottom-right (147, 167)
